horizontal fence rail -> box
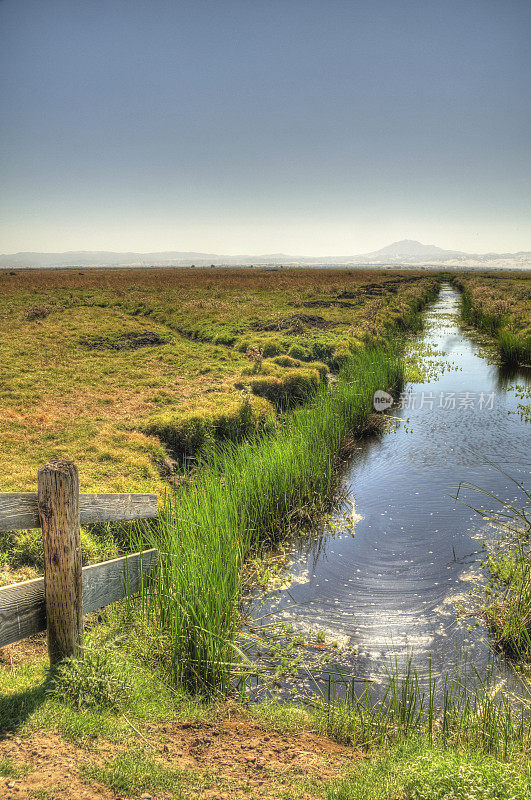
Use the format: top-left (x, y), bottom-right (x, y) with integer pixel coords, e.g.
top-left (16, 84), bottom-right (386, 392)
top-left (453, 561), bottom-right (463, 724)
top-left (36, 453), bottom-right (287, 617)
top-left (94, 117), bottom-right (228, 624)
top-left (0, 548), bottom-right (158, 649)
top-left (0, 492), bottom-right (159, 532)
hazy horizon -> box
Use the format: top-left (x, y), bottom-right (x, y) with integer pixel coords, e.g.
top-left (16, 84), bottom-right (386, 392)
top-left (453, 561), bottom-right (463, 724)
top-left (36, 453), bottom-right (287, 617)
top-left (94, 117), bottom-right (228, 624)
top-left (2, 1), bottom-right (530, 255)
top-left (2, 238), bottom-right (531, 259)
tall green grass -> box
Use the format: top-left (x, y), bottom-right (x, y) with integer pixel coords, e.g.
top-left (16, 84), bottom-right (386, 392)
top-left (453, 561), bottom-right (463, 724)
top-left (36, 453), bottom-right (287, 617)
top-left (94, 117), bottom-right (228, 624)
top-left (487, 548), bottom-right (531, 660)
top-left (498, 329), bottom-right (531, 367)
top-left (312, 658), bottom-right (529, 758)
top-left (139, 344), bottom-right (404, 696)
top-left (460, 290), bottom-right (531, 366)
top-left (460, 291), bottom-right (501, 336)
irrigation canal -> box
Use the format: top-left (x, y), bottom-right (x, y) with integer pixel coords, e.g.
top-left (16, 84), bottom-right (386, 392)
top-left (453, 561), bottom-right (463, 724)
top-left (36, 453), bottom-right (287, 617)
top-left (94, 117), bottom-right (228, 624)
top-left (248, 284), bottom-right (530, 696)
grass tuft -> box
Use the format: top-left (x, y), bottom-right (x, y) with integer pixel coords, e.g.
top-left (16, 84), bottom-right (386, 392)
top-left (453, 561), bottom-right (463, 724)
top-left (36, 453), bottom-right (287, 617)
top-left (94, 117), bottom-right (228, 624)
top-left (142, 394), bottom-right (276, 463)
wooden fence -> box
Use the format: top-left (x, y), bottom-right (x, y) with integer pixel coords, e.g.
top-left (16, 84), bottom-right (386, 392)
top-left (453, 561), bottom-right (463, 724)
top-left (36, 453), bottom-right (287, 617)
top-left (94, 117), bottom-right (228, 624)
top-left (0, 460), bottom-right (159, 664)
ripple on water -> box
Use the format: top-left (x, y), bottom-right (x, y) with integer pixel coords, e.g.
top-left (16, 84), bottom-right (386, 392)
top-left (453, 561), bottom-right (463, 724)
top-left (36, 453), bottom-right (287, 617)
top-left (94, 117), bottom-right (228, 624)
top-left (248, 286), bottom-right (530, 693)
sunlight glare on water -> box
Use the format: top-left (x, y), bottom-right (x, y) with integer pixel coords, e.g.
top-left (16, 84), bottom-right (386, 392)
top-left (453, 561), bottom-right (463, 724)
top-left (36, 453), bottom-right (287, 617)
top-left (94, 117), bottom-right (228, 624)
top-left (249, 285), bottom-right (530, 691)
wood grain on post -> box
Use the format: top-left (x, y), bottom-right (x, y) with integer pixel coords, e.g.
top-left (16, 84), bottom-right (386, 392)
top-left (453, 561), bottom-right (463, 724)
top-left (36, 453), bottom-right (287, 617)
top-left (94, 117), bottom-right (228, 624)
top-left (38, 461), bottom-right (83, 664)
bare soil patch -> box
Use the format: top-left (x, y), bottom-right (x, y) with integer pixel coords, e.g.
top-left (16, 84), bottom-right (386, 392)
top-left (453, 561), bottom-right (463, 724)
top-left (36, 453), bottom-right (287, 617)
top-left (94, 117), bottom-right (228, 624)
top-left (301, 300), bottom-right (359, 309)
top-left (249, 314), bottom-right (341, 333)
top-left (79, 332), bottom-right (169, 351)
top-left (0, 712), bottom-right (356, 799)
top-left (0, 635), bottom-right (46, 670)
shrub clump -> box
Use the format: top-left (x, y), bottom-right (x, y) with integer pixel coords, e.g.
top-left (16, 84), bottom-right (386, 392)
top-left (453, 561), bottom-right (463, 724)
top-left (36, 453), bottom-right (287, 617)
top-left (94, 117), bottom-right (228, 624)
top-left (311, 340), bottom-right (335, 364)
top-left (271, 355), bottom-right (300, 368)
top-left (498, 329), bottom-right (531, 366)
top-left (49, 648), bottom-right (130, 710)
top-left (271, 355), bottom-right (328, 379)
top-left (24, 304), bottom-right (54, 321)
top-left (308, 360), bottom-right (329, 380)
top-left (213, 332), bottom-right (237, 346)
top-left (330, 343), bottom-right (354, 372)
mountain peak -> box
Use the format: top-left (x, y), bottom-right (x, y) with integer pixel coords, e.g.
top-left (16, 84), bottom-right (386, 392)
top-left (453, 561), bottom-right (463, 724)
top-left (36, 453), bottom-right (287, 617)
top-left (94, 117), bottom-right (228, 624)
top-left (366, 240), bottom-right (458, 258)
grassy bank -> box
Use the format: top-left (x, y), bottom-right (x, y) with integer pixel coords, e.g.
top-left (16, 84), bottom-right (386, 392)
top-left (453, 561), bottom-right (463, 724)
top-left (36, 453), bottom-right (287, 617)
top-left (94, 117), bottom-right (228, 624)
top-left (455, 474), bottom-right (531, 664)
top-left (141, 342), bottom-right (405, 696)
top-left (137, 278), bottom-right (442, 697)
top-left (1, 621), bottom-right (529, 799)
top-left (452, 272), bottom-right (530, 365)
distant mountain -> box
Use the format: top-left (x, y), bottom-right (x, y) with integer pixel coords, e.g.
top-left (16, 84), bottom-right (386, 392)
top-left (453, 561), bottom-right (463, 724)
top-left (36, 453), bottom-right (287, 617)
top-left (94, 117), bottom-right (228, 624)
top-left (0, 251), bottom-right (223, 269)
top-left (353, 240), bottom-right (530, 268)
top-left (1, 242), bottom-right (529, 269)
top-left (362, 239), bottom-right (464, 261)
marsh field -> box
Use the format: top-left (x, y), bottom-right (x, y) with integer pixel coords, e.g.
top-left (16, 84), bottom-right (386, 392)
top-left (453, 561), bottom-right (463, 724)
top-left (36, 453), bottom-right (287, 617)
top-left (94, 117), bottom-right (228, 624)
top-left (0, 266), bottom-right (530, 800)
top-left (0, 267), bottom-right (437, 580)
top-left (0, 267), bottom-right (438, 491)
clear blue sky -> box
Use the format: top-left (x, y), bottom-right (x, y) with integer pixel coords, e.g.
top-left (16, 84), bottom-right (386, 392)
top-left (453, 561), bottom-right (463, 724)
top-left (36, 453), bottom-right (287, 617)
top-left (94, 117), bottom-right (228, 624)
top-left (1, 0), bottom-right (530, 255)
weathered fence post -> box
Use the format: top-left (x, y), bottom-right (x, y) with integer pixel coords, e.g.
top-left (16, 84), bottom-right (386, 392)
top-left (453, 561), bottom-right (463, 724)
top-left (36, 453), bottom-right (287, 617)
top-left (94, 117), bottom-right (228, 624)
top-left (37, 460), bottom-right (83, 665)
top-left (0, 476), bottom-right (157, 654)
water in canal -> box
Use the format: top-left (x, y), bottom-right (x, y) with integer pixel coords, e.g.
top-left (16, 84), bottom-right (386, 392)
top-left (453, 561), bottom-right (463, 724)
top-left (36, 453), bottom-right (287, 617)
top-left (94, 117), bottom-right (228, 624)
top-left (249, 284), bottom-right (530, 694)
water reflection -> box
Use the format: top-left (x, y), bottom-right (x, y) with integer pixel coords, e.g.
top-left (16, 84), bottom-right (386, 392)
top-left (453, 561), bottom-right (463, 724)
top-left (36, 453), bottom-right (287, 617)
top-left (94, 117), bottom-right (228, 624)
top-left (248, 285), bottom-right (530, 695)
